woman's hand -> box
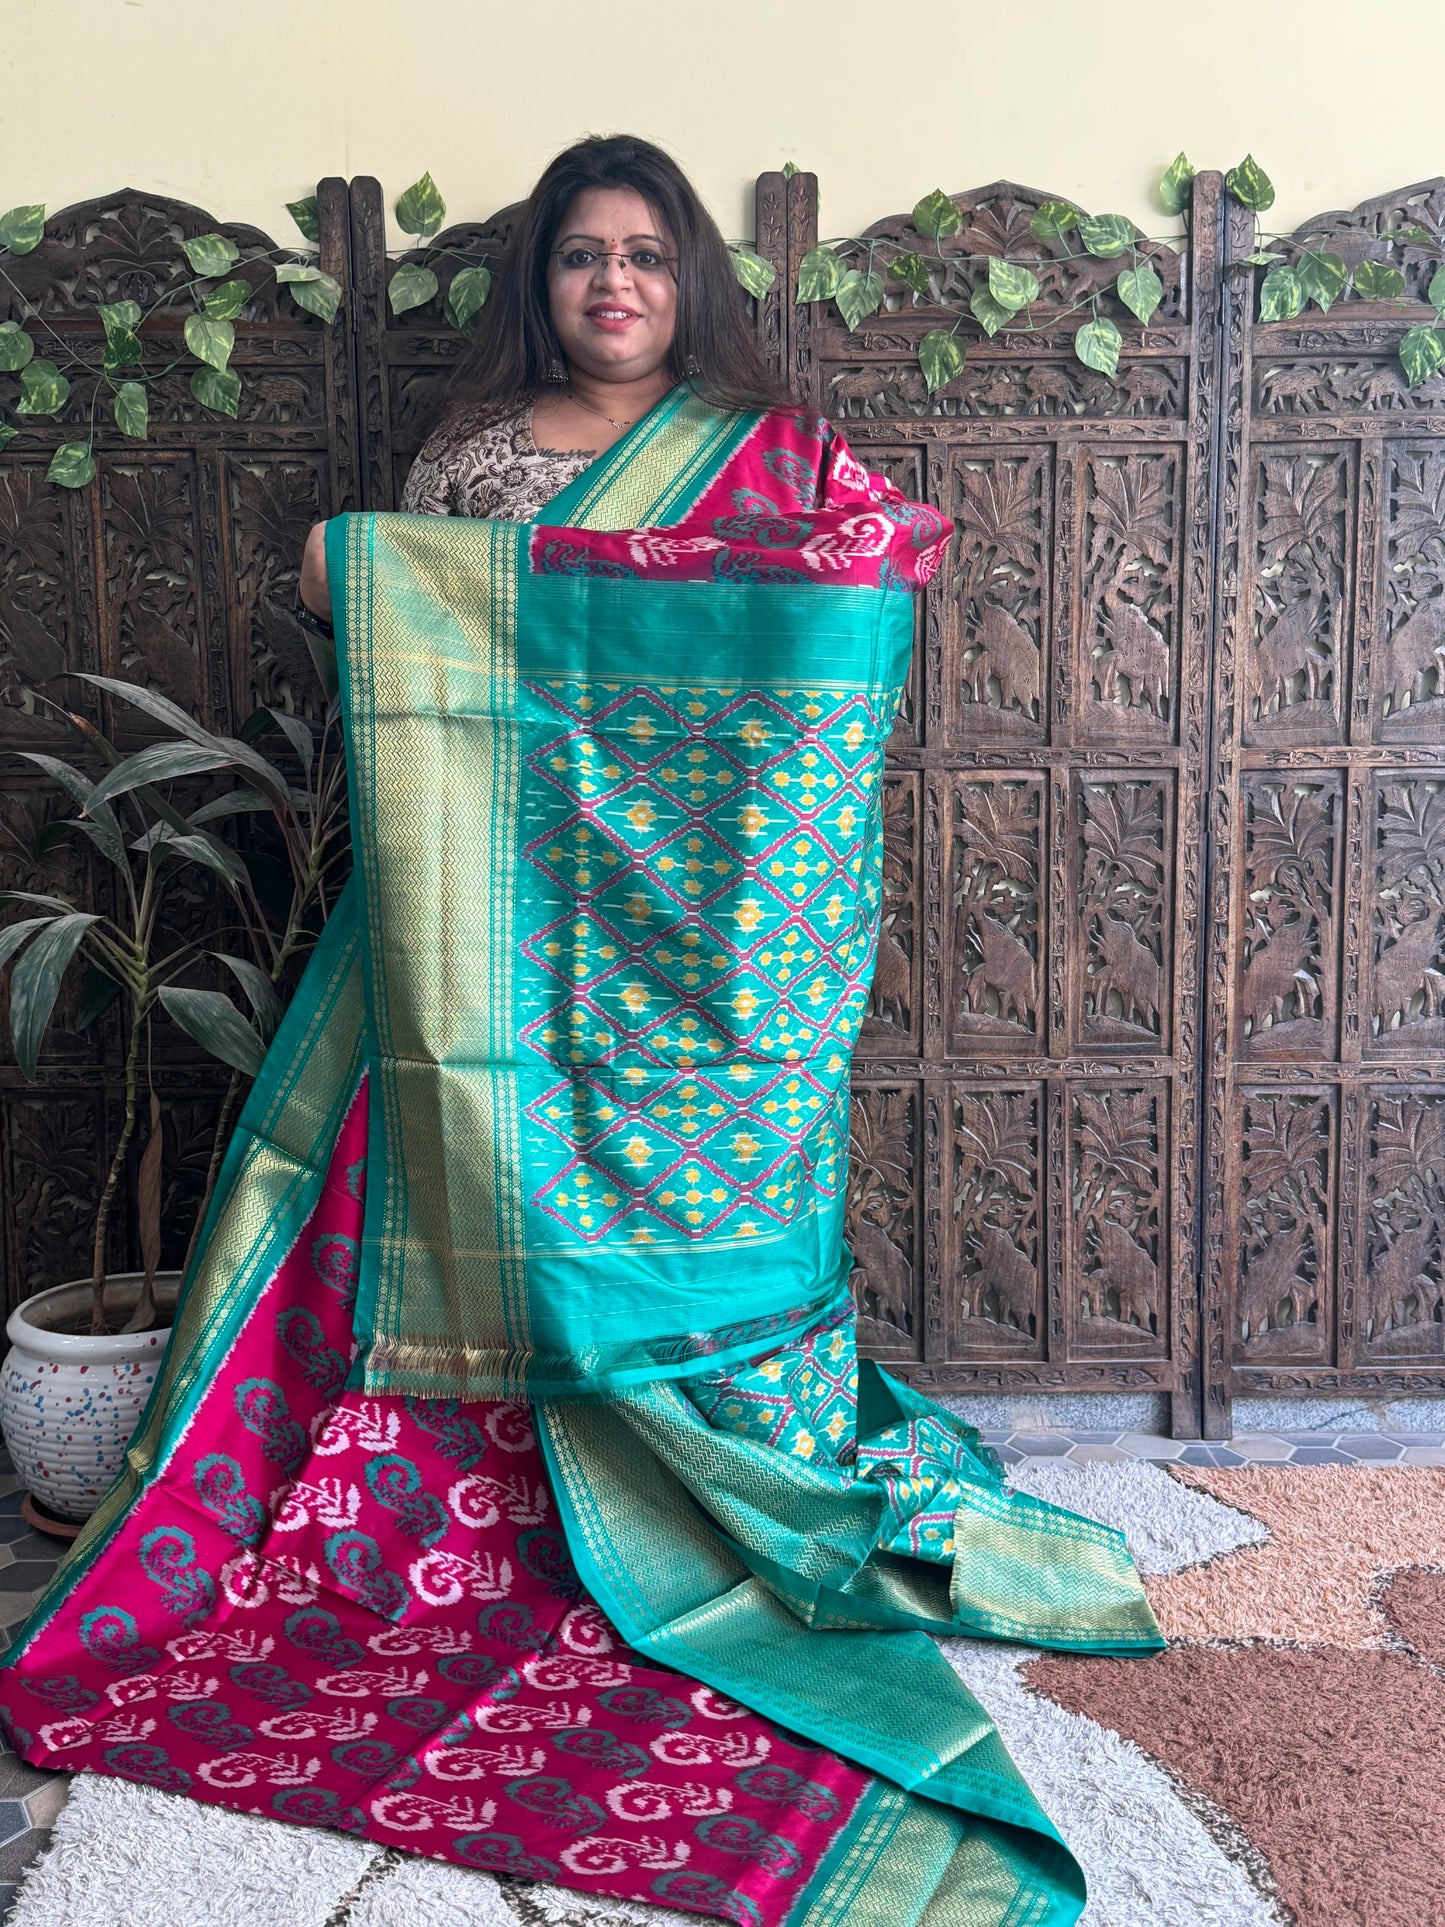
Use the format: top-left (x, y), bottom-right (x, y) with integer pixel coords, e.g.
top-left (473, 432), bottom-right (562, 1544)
top-left (299, 521), bottom-right (331, 621)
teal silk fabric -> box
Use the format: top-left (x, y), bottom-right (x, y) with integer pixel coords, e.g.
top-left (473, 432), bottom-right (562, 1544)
top-left (327, 401), bottom-right (919, 1400)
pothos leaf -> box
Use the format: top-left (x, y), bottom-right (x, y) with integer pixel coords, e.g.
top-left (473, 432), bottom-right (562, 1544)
top-left (183, 314), bottom-right (235, 371)
top-left (203, 278), bottom-right (251, 321)
top-left (277, 263), bottom-right (341, 323)
top-left (780, 161), bottom-right (799, 181)
top-left (1158, 152), bottom-right (1197, 217)
top-left (1029, 200), bottom-right (1080, 241)
top-left (0, 423), bottom-right (18, 452)
top-left (190, 365), bottom-right (241, 417)
top-left (100, 315), bottom-right (142, 372)
top-left (796, 245), bottom-right (842, 302)
top-left (1077, 214), bottom-right (1135, 259)
top-left (1296, 250), bottom-right (1348, 313)
top-left (911, 189), bottom-right (961, 243)
top-left (388, 261), bottom-right (438, 316)
top-left (395, 172), bottom-right (446, 240)
top-left (16, 359), bottom-right (69, 416)
top-left (888, 251), bottom-right (932, 298)
top-left (1116, 260), bottom-right (1164, 324)
top-left (987, 256), bottom-right (1039, 315)
top-left (918, 328), bottom-right (964, 394)
top-left (100, 300), bottom-right (142, 373)
top-left (46, 444), bottom-right (95, 489)
top-left (1393, 224), bottom-right (1435, 248)
top-left (834, 268), bottom-right (885, 331)
top-left (729, 245), bottom-right (776, 298)
top-left (1074, 313), bottom-right (1122, 377)
top-left (114, 381), bottom-right (149, 440)
top-left (1399, 324), bottom-right (1445, 388)
top-left (0, 204), bottom-right (45, 254)
top-left (99, 300), bottom-right (141, 336)
top-left (287, 196), bottom-right (321, 242)
top-left (181, 231), bottom-right (240, 278)
top-left (0, 321), bottom-right (34, 372)
top-left (1351, 261), bottom-right (1406, 301)
top-left (1226, 154), bottom-right (1276, 213)
top-left (1429, 265), bottom-right (1445, 315)
top-left (969, 286), bottom-right (1012, 338)
top-left (1258, 265), bottom-right (1304, 322)
top-left (444, 264), bottom-right (491, 331)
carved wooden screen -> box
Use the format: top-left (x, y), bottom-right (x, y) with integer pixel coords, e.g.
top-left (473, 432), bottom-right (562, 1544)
top-left (345, 175), bottom-right (789, 510)
top-left (1202, 181), bottom-right (1445, 1432)
top-left (784, 174), bottom-right (1224, 1433)
top-left (0, 182), bottom-right (358, 1309)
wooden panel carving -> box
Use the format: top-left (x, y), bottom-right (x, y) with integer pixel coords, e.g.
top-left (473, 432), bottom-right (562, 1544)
top-left (1080, 450), bottom-right (1181, 741)
top-left (860, 775), bottom-right (920, 1054)
top-left (1378, 447), bottom-right (1445, 739)
top-left (948, 777), bottom-right (1044, 1053)
top-left (1367, 775), bottom-right (1445, 1055)
top-left (1363, 1092), bottom-right (1445, 1359)
top-left (951, 1086), bottom-right (1043, 1357)
top-left (1238, 777), bottom-right (1339, 1058)
top-left (1074, 775), bottom-right (1172, 1051)
top-left (947, 453), bottom-right (1050, 743)
top-left (226, 456), bottom-right (330, 720)
top-left (1069, 1084), bottom-right (1168, 1358)
top-left (789, 172), bottom-right (1216, 1424)
top-left (1246, 448), bottom-right (1352, 746)
top-left (845, 1084), bottom-right (921, 1358)
top-left (1203, 180), bottom-right (1445, 1424)
top-left (0, 465), bottom-right (81, 738)
top-left (1235, 1091), bottom-right (1333, 1365)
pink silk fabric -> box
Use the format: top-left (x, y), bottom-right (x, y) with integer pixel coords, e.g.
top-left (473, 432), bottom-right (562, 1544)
top-left (0, 1084), bottom-right (868, 1925)
top-left (528, 409), bottom-right (951, 589)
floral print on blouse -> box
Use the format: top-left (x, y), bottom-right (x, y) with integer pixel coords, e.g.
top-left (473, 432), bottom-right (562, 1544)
top-left (400, 403), bottom-right (594, 522)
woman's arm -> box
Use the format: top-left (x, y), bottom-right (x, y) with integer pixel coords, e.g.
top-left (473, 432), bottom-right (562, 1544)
top-left (299, 520), bottom-right (331, 622)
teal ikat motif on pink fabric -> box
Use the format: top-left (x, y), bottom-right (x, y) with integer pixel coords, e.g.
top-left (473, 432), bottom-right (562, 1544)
top-left (515, 679), bottom-right (899, 1251)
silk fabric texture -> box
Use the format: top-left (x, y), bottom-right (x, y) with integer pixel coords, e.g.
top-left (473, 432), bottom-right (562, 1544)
top-left (0, 391), bottom-right (1161, 1927)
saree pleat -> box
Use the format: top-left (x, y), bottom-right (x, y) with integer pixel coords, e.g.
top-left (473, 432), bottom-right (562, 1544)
top-left (0, 390), bottom-right (1161, 1927)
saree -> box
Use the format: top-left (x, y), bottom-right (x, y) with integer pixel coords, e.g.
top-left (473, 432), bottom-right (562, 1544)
top-left (0, 391), bottom-right (1161, 1927)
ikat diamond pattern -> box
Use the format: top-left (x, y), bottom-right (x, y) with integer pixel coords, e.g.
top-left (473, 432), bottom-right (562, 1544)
top-left (517, 680), bottom-right (898, 1247)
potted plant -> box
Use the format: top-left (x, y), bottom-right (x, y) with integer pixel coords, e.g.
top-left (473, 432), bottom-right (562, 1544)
top-left (0, 661), bottom-right (347, 1531)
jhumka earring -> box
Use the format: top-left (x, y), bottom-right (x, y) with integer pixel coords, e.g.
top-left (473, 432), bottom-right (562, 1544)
top-left (684, 354), bottom-right (701, 376)
top-left (545, 357), bottom-right (567, 384)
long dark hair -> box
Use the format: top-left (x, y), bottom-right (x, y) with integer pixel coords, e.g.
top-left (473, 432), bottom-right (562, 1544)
top-left (440, 133), bottom-right (790, 423)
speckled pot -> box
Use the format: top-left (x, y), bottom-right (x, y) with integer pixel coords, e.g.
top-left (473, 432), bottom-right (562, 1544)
top-left (0, 1274), bottom-right (179, 1522)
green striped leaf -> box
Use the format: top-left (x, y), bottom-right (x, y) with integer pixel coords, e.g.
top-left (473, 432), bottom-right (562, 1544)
top-left (911, 189), bottom-right (961, 243)
top-left (918, 329), bottom-right (964, 394)
top-left (1074, 313), bottom-right (1122, 377)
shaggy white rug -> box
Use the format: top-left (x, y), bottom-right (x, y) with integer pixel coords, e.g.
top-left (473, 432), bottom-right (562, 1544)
top-left (6, 1459), bottom-right (1280, 1927)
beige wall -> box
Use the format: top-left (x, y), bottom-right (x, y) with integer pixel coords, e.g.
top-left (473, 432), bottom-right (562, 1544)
top-left (3, 0), bottom-right (1442, 247)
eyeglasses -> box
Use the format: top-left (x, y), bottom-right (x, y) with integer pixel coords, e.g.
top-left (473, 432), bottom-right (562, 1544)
top-left (552, 247), bottom-right (677, 278)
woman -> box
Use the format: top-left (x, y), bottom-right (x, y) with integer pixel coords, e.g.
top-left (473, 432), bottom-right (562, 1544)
top-left (0, 137), bottom-right (1159, 1927)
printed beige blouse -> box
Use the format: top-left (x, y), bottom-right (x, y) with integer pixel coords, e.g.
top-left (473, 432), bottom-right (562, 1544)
top-left (400, 404), bottom-right (594, 522)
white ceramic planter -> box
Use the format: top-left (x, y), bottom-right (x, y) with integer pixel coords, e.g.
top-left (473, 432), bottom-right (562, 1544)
top-left (0, 1273), bottom-right (179, 1522)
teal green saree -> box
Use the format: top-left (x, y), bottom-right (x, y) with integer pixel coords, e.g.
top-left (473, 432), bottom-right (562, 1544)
top-left (0, 392), bottom-right (1160, 1927)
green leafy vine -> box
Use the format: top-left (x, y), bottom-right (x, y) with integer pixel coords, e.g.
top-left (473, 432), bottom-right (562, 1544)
top-left (798, 152), bottom-right (1445, 395)
top-left (0, 193), bottom-right (341, 485)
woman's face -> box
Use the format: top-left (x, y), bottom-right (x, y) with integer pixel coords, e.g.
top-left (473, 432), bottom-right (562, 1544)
top-left (545, 186), bottom-right (678, 385)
